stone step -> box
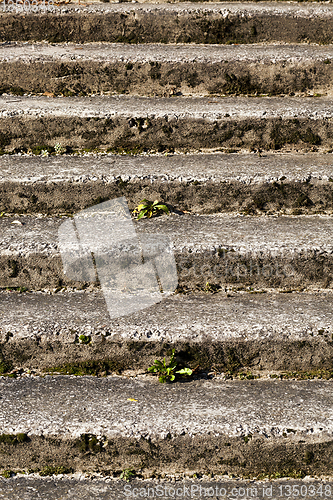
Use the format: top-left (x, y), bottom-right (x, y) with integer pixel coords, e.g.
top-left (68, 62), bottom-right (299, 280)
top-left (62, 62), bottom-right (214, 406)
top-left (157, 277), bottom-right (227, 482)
top-left (1, 213), bottom-right (333, 290)
top-left (1, 95), bottom-right (333, 152)
top-left (2, 42), bottom-right (333, 97)
top-left (1, 289), bottom-right (333, 375)
top-left (0, 376), bottom-right (332, 477)
top-left (2, 153), bottom-right (333, 216)
top-left (2, 2), bottom-right (333, 44)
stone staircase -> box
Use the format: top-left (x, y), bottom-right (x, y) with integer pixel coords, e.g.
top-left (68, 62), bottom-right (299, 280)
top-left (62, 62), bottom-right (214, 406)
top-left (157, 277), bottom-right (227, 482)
top-left (0, 0), bottom-right (333, 497)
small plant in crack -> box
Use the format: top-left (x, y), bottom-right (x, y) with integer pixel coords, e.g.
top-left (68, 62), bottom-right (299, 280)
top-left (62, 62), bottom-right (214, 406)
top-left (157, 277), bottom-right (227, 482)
top-left (54, 143), bottom-right (65, 154)
top-left (78, 334), bottom-right (91, 345)
top-left (120, 468), bottom-right (135, 482)
top-left (148, 349), bottom-right (192, 383)
top-left (133, 199), bottom-right (170, 220)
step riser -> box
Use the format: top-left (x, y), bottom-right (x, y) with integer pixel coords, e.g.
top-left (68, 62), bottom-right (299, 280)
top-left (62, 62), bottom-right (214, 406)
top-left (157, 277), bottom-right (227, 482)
top-left (1, 339), bottom-right (333, 375)
top-left (0, 116), bottom-right (331, 152)
top-left (3, 59), bottom-right (333, 97)
top-left (0, 433), bottom-right (332, 477)
top-left (2, 249), bottom-right (333, 290)
top-left (3, 180), bottom-right (333, 216)
top-left (8, 239), bottom-right (333, 291)
top-left (2, 12), bottom-right (333, 44)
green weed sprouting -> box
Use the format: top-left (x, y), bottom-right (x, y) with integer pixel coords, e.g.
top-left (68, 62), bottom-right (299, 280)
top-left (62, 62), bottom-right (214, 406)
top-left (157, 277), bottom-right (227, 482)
top-left (148, 349), bottom-right (192, 383)
top-left (133, 199), bottom-right (169, 220)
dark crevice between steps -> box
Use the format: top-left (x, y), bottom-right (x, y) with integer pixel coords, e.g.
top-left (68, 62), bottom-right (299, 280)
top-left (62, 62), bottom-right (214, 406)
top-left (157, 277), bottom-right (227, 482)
top-left (0, 116), bottom-right (329, 154)
top-left (1, 59), bottom-right (333, 97)
top-left (0, 432), bottom-right (332, 478)
top-left (1, 13), bottom-right (333, 45)
top-left (2, 179), bottom-right (333, 216)
top-left (1, 339), bottom-right (333, 378)
top-left (2, 250), bottom-right (333, 290)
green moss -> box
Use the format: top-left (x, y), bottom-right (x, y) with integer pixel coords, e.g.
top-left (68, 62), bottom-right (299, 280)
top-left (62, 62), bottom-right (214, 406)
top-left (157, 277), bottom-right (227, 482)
top-left (78, 334), bottom-right (91, 345)
top-left (0, 360), bottom-right (13, 375)
top-left (31, 145), bottom-right (54, 156)
top-left (39, 465), bottom-right (74, 476)
top-left (256, 469), bottom-right (306, 480)
top-left (0, 470), bottom-right (14, 478)
top-left (106, 145), bottom-right (147, 155)
top-left (242, 434), bottom-right (252, 443)
top-left (238, 372), bottom-right (258, 380)
top-left (0, 86), bottom-right (25, 96)
top-left (270, 370), bottom-right (333, 380)
top-left (0, 433), bottom-right (28, 445)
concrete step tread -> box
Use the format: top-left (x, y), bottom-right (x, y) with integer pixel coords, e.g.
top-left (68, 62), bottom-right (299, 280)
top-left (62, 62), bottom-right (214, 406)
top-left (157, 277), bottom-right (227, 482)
top-left (0, 376), bottom-right (332, 439)
top-left (1, 289), bottom-right (333, 342)
top-left (1, 153), bottom-right (333, 184)
top-left (8, 1), bottom-right (333, 16)
top-left (3, 42), bottom-right (333, 63)
top-left (0, 477), bottom-right (331, 500)
top-left (2, 214), bottom-right (333, 254)
top-left (2, 95), bottom-right (333, 119)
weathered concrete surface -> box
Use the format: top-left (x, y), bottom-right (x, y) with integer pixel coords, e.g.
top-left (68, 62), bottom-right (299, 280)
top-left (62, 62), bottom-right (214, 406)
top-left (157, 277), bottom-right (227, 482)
top-left (0, 95), bottom-right (333, 152)
top-left (2, 2), bottom-right (333, 44)
top-left (1, 214), bottom-right (333, 290)
top-left (1, 478), bottom-right (333, 500)
top-left (1, 290), bottom-right (333, 373)
top-left (2, 153), bottom-right (333, 215)
top-left (2, 42), bottom-right (333, 97)
top-left (0, 473), bottom-right (333, 500)
top-left (0, 478), bottom-right (332, 500)
top-left (0, 377), bottom-right (332, 476)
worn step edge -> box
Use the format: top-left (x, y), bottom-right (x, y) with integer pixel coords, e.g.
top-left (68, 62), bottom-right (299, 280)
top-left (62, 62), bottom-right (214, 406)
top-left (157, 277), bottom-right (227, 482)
top-left (0, 377), bottom-right (332, 476)
top-left (2, 43), bottom-right (333, 97)
top-left (2, 2), bottom-right (333, 44)
top-left (1, 95), bottom-right (333, 152)
top-left (1, 214), bottom-right (333, 290)
top-left (1, 290), bottom-right (333, 374)
top-left (1, 153), bottom-right (333, 215)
